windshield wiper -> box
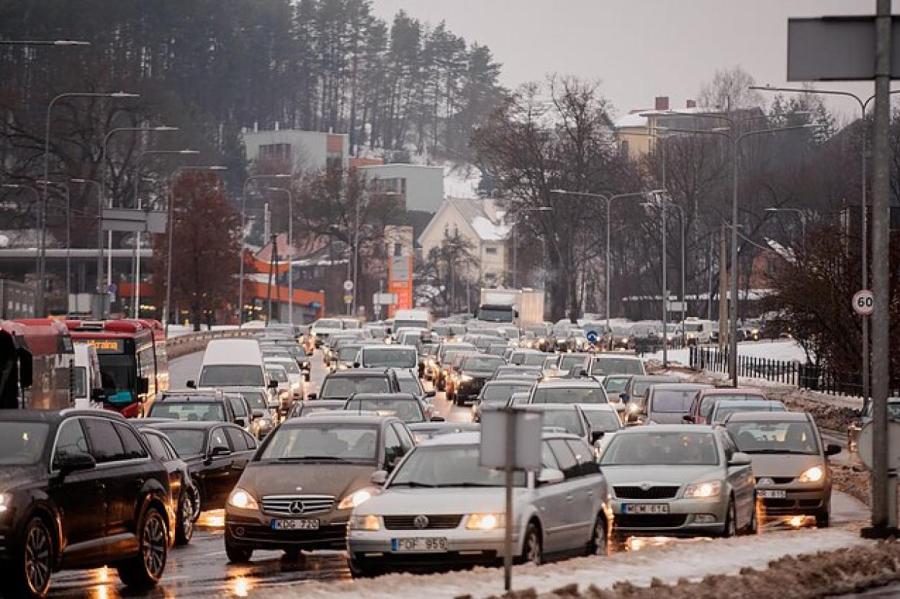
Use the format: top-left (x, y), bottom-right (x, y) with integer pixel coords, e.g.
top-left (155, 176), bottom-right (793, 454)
top-left (275, 456), bottom-right (349, 462)
top-left (436, 482), bottom-right (502, 488)
top-left (743, 449), bottom-right (813, 455)
top-left (390, 481), bottom-right (438, 488)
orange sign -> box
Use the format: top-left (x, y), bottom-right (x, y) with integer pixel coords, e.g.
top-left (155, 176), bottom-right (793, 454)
top-left (387, 255), bottom-right (413, 318)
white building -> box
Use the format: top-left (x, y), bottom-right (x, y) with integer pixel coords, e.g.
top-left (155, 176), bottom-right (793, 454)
top-left (242, 127), bottom-right (349, 173)
top-left (359, 163), bottom-right (445, 213)
top-left (418, 198), bottom-right (510, 286)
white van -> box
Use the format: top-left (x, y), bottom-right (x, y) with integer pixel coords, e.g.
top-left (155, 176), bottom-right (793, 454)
top-left (72, 342), bottom-right (102, 409)
top-left (681, 318), bottom-right (715, 345)
top-left (193, 338), bottom-right (268, 389)
top-left (392, 308), bottom-right (431, 332)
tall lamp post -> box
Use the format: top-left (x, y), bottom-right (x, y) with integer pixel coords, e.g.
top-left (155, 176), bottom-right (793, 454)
top-left (264, 186), bottom-right (295, 326)
top-left (36, 180), bottom-right (71, 309)
top-left (163, 165), bottom-right (228, 336)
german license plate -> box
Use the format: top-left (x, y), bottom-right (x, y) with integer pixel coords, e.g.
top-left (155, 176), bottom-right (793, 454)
top-left (758, 490), bottom-right (787, 499)
top-left (270, 519), bottom-right (319, 530)
top-left (623, 503), bottom-right (670, 515)
top-left (391, 537), bottom-right (448, 553)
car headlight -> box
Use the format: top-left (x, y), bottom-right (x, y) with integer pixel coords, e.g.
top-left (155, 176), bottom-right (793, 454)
top-left (798, 466), bottom-right (825, 483)
top-left (0, 492), bottom-right (10, 513)
top-left (627, 403), bottom-right (641, 414)
top-left (621, 337), bottom-right (629, 344)
top-left (350, 515), bottom-right (381, 531)
top-left (338, 487), bottom-right (378, 510)
top-left (466, 513), bottom-right (503, 530)
top-left (460, 375), bottom-right (473, 382)
top-left (683, 480), bottom-right (722, 499)
top-left (228, 488), bottom-right (259, 511)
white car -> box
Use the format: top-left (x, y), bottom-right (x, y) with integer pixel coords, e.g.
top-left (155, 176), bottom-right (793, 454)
top-left (264, 356), bottom-right (304, 399)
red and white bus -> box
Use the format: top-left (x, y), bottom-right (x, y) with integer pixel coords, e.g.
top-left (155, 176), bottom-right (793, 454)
top-left (0, 318), bottom-right (74, 410)
top-left (64, 319), bottom-right (169, 418)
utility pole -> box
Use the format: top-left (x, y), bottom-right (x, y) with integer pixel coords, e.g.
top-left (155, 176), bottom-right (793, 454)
top-left (266, 233), bottom-right (277, 322)
top-left (718, 223), bottom-right (729, 352)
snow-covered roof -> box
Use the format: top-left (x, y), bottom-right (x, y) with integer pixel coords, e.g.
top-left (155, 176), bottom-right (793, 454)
top-left (471, 215), bottom-right (510, 241)
top-left (614, 112), bottom-right (649, 129)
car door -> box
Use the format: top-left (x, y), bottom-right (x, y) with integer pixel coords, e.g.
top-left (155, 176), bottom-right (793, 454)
top-left (545, 439), bottom-right (585, 549)
top-left (720, 431), bottom-right (754, 527)
top-left (531, 441), bottom-right (567, 553)
top-left (566, 439), bottom-right (604, 543)
top-left (203, 426), bottom-right (237, 508)
top-left (381, 425), bottom-right (404, 471)
top-left (49, 418), bottom-right (108, 552)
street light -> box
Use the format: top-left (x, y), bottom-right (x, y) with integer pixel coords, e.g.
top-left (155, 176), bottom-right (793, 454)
top-left (36, 180), bottom-right (71, 308)
top-left (510, 206), bottom-right (553, 288)
top-left (41, 90), bottom-right (139, 316)
top-left (130, 149), bottom-right (199, 318)
top-left (764, 207), bottom-right (807, 251)
top-left (163, 166), bottom-right (228, 336)
top-left (656, 121), bottom-right (818, 386)
top-left (239, 174), bottom-right (292, 326)
top-left (263, 186), bottom-right (295, 326)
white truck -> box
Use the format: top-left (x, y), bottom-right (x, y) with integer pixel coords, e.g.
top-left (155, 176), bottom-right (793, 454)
top-left (476, 288), bottom-right (544, 327)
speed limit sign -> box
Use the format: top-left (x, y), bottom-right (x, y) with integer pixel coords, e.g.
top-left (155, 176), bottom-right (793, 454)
top-left (853, 289), bottom-right (874, 316)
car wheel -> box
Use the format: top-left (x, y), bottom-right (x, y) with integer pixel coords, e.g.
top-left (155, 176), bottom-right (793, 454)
top-left (283, 547), bottom-right (303, 561)
top-left (815, 508), bottom-right (830, 528)
top-left (721, 498), bottom-right (737, 538)
top-left (518, 522), bottom-right (542, 565)
top-left (117, 507), bottom-right (167, 589)
top-left (741, 497), bottom-right (758, 535)
top-left (587, 514), bottom-right (608, 556)
top-left (225, 535), bottom-right (253, 564)
top-left (348, 555), bottom-right (381, 578)
top-left (12, 516), bottom-right (53, 598)
top-left (175, 493), bottom-right (194, 546)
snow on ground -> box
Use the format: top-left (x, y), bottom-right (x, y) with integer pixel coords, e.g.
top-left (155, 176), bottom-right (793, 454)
top-left (273, 526), bottom-right (869, 599)
top-left (649, 339), bottom-right (808, 365)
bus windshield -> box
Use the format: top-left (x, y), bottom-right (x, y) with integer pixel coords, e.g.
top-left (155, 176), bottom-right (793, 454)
top-left (98, 353), bottom-right (137, 405)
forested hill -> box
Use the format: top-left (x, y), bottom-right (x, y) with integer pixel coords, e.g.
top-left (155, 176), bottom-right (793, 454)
top-left (0, 0), bottom-right (506, 162)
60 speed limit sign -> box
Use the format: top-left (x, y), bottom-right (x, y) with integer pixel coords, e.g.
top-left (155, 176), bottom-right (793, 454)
top-left (853, 289), bottom-right (874, 316)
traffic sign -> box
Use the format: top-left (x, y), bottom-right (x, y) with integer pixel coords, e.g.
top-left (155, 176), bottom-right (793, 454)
top-left (343, 280), bottom-right (354, 291)
top-left (585, 330), bottom-right (599, 344)
top-left (853, 289), bottom-right (874, 316)
top-left (343, 294), bottom-right (353, 304)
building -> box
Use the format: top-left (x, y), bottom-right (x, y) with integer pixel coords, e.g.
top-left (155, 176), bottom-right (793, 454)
top-left (241, 127), bottom-right (349, 174)
top-left (418, 198), bottom-right (510, 286)
top-left (359, 163), bottom-right (445, 213)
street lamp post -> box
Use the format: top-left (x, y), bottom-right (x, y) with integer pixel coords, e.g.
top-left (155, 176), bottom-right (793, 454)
top-left (163, 166), bottom-right (228, 336)
top-left (264, 186), bottom-right (295, 326)
top-left (36, 180), bottom-right (71, 308)
top-left (42, 91), bottom-right (139, 316)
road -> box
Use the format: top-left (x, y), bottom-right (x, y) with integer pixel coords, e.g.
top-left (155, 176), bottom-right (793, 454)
top-left (48, 349), bottom-right (870, 598)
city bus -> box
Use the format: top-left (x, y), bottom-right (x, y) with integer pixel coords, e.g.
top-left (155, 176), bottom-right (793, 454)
top-left (64, 319), bottom-right (169, 418)
top-left (0, 318), bottom-right (74, 410)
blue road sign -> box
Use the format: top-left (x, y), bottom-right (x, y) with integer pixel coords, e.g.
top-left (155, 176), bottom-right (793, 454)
top-left (586, 330), bottom-right (599, 344)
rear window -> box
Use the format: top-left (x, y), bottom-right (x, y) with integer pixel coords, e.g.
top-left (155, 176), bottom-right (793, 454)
top-left (150, 401), bottom-right (226, 422)
top-left (199, 365), bottom-right (264, 387)
top-left (320, 376), bottom-right (390, 399)
top-left (651, 389), bottom-right (701, 413)
top-left (531, 386), bottom-right (607, 405)
top-left (591, 357), bottom-right (644, 376)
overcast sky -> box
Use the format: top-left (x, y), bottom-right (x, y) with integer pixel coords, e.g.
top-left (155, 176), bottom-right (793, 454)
top-left (369, 0), bottom-right (883, 121)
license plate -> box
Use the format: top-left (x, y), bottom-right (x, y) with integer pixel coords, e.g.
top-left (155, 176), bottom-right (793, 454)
top-left (270, 519), bottom-right (320, 530)
top-left (623, 503), bottom-right (670, 515)
top-left (391, 537), bottom-right (448, 553)
top-left (758, 490), bottom-right (787, 499)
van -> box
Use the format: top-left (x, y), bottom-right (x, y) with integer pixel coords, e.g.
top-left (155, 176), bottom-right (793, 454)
top-left (193, 339), bottom-right (268, 389)
top-left (681, 318), bottom-right (715, 345)
top-left (72, 341), bottom-right (102, 409)
top-left (392, 308), bottom-right (431, 332)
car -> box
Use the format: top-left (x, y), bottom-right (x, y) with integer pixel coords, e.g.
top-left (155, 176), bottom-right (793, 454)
top-left (600, 424), bottom-right (757, 541)
top-left (357, 345), bottom-right (419, 370)
top-left (847, 396), bottom-right (900, 451)
top-left (313, 369), bottom-right (401, 401)
top-left (407, 422), bottom-right (480, 443)
top-left (224, 415), bottom-right (415, 562)
top-left (346, 430), bottom-right (611, 576)
top-left (136, 426), bottom-right (201, 546)
top-left (685, 388), bottom-right (770, 425)
top-left (393, 367), bottom-right (437, 406)
top-left (288, 399), bottom-right (347, 418)
top-left (194, 338), bottom-right (269, 393)
top-left (447, 354), bottom-right (507, 405)
top-left (433, 342), bottom-right (477, 389)
top-left (485, 343), bottom-right (509, 357)
top-left (344, 393), bottom-right (438, 424)
top-left (644, 383), bottom-right (715, 425)
top-left (310, 317), bottom-right (346, 347)
top-left (491, 365), bottom-right (544, 382)
top-left (541, 354), bottom-right (561, 377)
top-left (710, 398), bottom-right (786, 424)
top-left (602, 374), bottom-right (632, 398)
top-left (265, 363), bottom-right (294, 411)
top-left (508, 349), bottom-right (547, 367)
top-left (332, 342), bottom-right (368, 371)
top-left (588, 353), bottom-right (646, 377)
top-left (507, 391), bottom-right (531, 406)
top-left (557, 352), bottom-right (591, 374)
top-left (521, 404), bottom-right (593, 443)
top-left (142, 421), bottom-right (258, 511)
top-left (148, 389), bottom-right (237, 423)
top-left (264, 355), bottom-right (306, 399)
top-left (225, 386), bottom-right (277, 438)
top-left (473, 380), bottom-right (536, 422)
top-left (436, 348), bottom-right (478, 391)
top-left (726, 411), bottom-right (841, 527)
top-left (578, 403), bottom-right (623, 445)
top-left (527, 379), bottom-right (609, 406)
top-left (0, 410), bottom-right (173, 598)
top-left (618, 375), bottom-right (681, 423)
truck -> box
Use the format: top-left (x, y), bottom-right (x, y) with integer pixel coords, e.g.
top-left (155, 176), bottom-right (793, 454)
top-left (476, 288), bottom-right (544, 327)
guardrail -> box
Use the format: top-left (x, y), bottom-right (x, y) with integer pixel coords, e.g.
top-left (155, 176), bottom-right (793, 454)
top-left (164, 328), bottom-right (254, 359)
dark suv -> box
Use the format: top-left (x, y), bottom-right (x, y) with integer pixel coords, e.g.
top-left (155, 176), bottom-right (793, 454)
top-left (0, 409), bottom-right (174, 598)
top-left (312, 369), bottom-right (401, 401)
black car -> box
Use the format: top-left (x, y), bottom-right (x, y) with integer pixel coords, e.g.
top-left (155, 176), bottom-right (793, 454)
top-left (288, 399), bottom-right (346, 419)
top-left (142, 421), bottom-right (258, 511)
top-left (343, 393), bottom-right (434, 424)
top-left (137, 426), bottom-right (200, 545)
top-left (449, 354), bottom-right (507, 405)
top-left (0, 410), bottom-right (173, 598)
top-left (312, 368), bottom-right (401, 401)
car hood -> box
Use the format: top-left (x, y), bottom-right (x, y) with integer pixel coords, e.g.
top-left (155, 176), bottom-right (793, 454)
top-left (647, 412), bottom-right (688, 425)
top-left (0, 465), bottom-right (45, 491)
top-left (238, 462), bottom-right (378, 500)
top-left (748, 453), bottom-right (823, 478)
top-left (355, 486), bottom-right (525, 516)
top-left (601, 464), bottom-right (722, 486)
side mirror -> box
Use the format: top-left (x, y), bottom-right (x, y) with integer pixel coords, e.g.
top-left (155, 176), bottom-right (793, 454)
top-left (57, 452), bottom-right (96, 475)
top-left (136, 376), bottom-right (150, 395)
top-left (590, 430), bottom-right (605, 444)
top-left (370, 470), bottom-right (389, 486)
top-left (268, 380), bottom-right (279, 389)
top-left (536, 468), bottom-right (565, 486)
top-left (186, 380), bottom-right (196, 389)
top-left (353, 362), bottom-right (360, 368)
top-left (619, 393), bottom-right (629, 403)
top-left (234, 417), bottom-right (246, 427)
top-left (252, 409), bottom-right (266, 420)
top-left (729, 451), bottom-right (753, 467)
top-left (306, 392), bottom-right (317, 400)
top-left (208, 446), bottom-right (231, 459)
top-left (682, 415), bottom-right (695, 424)
top-left (826, 443), bottom-right (842, 456)
top-left (430, 415), bottom-right (445, 422)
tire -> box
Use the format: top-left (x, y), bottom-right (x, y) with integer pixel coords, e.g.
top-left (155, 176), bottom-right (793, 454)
top-left (741, 497), bottom-right (758, 535)
top-left (815, 508), bottom-right (830, 528)
top-left (9, 516), bottom-right (54, 598)
top-left (721, 499), bottom-right (737, 538)
top-left (587, 514), bottom-right (608, 556)
top-left (518, 522), bottom-right (542, 566)
top-left (348, 555), bottom-right (381, 578)
top-left (283, 547), bottom-right (303, 561)
top-left (225, 535), bottom-right (253, 564)
top-left (175, 492), bottom-right (194, 546)
top-left (117, 507), bottom-right (167, 590)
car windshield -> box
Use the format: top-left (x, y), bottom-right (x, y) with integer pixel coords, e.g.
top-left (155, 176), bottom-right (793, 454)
top-left (604, 377), bottom-right (630, 394)
top-left (199, 365), bottom-right (264, 387)
top-left (477, 307), bottom-right (513, 322)
top-left (726, 420), bottom-right (819, 455)
top-left (261, 425), bottom-right (378, 462)
top-left (0, 422), bottom-right (49, 465)
top-left (633, 379), bottom-right (673, 397)
top-left (651, 389), bottom-right (702, 413)
top-left (440, 344), bottom-right (475, 360)
top-left (559, 355), bottom-right (588, 371)
top-left (462, 356), bottom-right (505, 371)
top-left (320, 376), bottom-right (390, 399)
top-left (316, 319), bottom-right (343, 329)
top-left (482, 383), bottom-right (531, 404)
top-left (591, 357), bottom-right (643, 376)
top-left (522, 353), bottom-right (547, 366)
top-left (583, 410), bottom-right (621, 432)
top-left (163, 429), bottom-right (207, 457)
top-left (150, 401), bottom-right (226, 422)
top-left (239, 391), bottom-right (267, 410)
top-left (361, 348), bottom-right (417, 368)
top-left (266, 368), bottom-right (288, 383)
top-left (339, 346), bottom-right (361, 361)
top-left (714, 403), bottom-right (784, 423)
top-left (97, 353), bottom-right (136, 402)
top-left (531, 409), bottom-right (584, 436)
top-left (345, 397), bottom-right (425, 423)
top-left (601, 432), bottom-right (719, 466)
top-left (391, 445), bottom-right (525, 488)
top-left (532, 386), bottom-right (607, 404)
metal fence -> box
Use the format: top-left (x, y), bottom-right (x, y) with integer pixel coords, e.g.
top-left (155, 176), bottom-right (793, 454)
top-left (689, 346), bottom-right (863, 397)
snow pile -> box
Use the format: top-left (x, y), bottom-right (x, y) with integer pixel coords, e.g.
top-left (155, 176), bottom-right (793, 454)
top-left (649, 339), bottom-right (809, 365)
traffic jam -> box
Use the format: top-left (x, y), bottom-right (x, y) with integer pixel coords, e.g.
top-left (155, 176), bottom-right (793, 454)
top-left (0, 304), bottom-right (842, 598)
